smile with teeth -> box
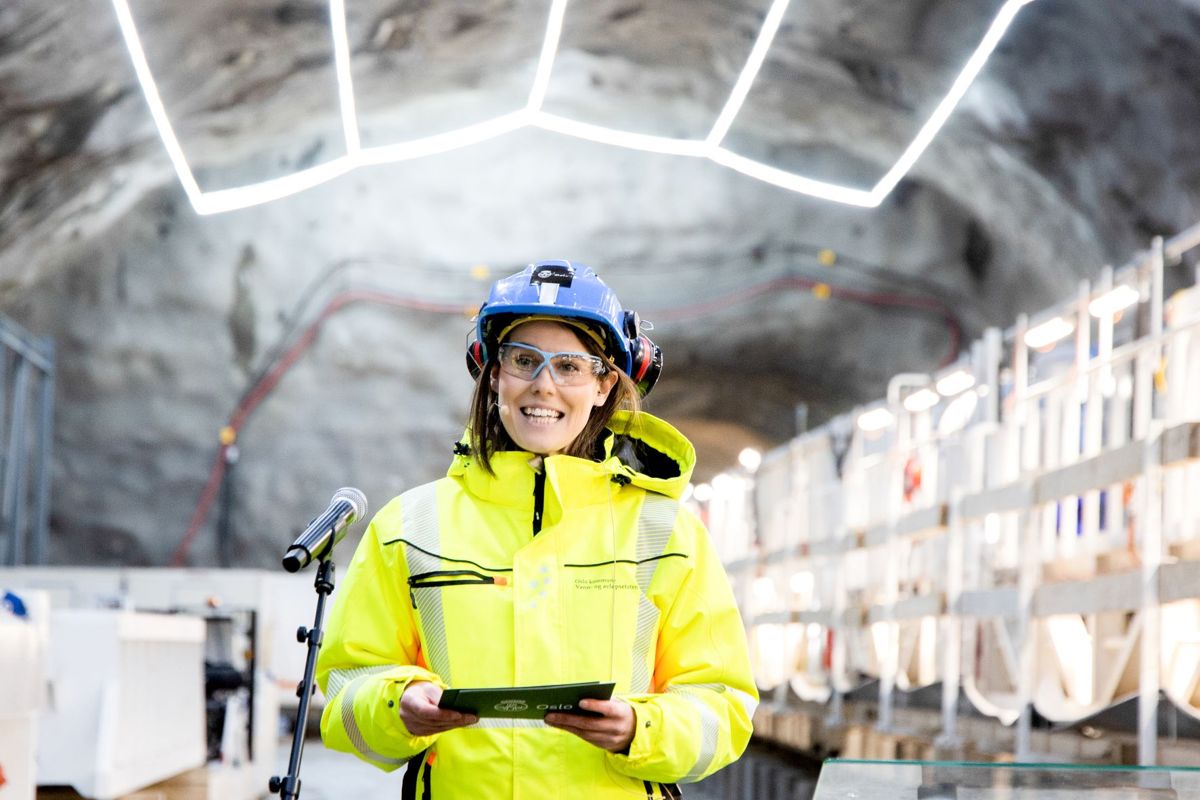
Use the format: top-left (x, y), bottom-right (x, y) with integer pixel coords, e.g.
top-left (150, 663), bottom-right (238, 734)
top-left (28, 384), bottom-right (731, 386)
top-left (522, 406), bottom-right (564, 423)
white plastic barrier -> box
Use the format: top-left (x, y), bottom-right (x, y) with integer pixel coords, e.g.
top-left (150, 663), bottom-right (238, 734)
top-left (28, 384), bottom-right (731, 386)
top-left (37, 610), bottom-right (206, 799)
top-left (0, 591), bottom-right (47, 800)
top-left (0, 567), bottom-right (311, 800)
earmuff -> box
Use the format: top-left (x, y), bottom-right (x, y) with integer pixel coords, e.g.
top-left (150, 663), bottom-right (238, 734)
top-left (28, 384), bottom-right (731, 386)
top-left (466, 333), bottom-right (486, 381)
top-left (627, 333), bottom-right (663, 398)
top-left (619, 310), bottom-right (662, 397)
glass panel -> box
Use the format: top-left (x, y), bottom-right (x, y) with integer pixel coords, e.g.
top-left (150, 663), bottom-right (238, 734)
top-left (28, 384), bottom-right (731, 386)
top-left (814, 760), bottom-right (1200, 800)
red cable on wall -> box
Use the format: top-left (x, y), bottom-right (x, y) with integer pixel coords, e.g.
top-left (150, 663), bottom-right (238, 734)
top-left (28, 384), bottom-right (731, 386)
top-left (168, 290), bottom-right (466, 565)
top-left (649, 274), bottom-right (963, 367)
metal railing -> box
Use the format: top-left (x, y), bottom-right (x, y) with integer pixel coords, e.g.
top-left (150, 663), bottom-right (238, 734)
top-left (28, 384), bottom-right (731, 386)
top-left (0, 316), bottom-right (54, 565)
top-left (706, 222), bottom-right (1200, 766)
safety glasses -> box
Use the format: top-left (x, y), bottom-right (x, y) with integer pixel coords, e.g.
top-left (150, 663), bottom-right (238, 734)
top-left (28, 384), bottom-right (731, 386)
top-left (497, 343), bottom-right (608, 386)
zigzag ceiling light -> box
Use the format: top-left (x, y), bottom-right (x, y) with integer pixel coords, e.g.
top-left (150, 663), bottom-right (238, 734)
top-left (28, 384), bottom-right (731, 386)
top-left (111, 0), bottom-right (1037, 215)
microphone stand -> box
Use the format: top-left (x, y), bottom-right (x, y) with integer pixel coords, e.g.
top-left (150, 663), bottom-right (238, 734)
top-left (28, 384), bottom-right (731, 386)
top-left (269, 555), bottom-right (336, 800)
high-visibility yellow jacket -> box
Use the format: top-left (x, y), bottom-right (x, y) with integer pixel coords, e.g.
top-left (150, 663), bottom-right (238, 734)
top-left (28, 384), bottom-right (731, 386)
top-left (317, 412), bottom-right (757, 798)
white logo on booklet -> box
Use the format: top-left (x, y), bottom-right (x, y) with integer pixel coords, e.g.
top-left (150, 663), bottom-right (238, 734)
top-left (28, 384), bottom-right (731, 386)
top-left (495, 699), bottom-right (528, 712)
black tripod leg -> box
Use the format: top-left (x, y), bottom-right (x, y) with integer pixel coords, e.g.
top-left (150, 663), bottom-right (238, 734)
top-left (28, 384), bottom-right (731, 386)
top-left (270, 558), bottom-right (336, 799)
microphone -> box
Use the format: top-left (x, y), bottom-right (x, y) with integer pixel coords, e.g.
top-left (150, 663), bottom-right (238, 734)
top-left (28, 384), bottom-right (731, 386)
top-left (281, 487), bottom-right (368, 572)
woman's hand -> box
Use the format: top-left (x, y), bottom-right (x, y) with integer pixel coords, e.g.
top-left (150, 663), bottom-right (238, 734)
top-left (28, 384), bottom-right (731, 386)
top-left (399, 680), bottom-right (478, 736)
top-left (544, 698), bottom-right (635, 753)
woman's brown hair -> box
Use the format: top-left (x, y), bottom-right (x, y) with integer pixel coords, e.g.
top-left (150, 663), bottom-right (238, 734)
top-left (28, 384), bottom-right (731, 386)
top-left (465, 320), bottom-right (642, 474)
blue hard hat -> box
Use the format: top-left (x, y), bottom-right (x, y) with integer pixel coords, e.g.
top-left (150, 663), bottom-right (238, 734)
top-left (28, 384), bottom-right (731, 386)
top-left (474, 260), bottom-right (636, 373)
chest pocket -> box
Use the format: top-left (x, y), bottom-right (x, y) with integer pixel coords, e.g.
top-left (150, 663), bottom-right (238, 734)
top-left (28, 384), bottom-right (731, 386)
top-left (408, 568), bottom-right (503, 592)
top-left (385, 483), bottom-right (514, 685)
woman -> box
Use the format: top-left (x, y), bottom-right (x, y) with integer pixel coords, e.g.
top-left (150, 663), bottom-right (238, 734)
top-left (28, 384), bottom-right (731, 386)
top-left (317, 260), bottom-right (756, 798)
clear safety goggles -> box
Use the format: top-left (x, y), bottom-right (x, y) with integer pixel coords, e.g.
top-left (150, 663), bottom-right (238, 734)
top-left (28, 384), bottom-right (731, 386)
top-left (497, 343), bottom-right (608, 386)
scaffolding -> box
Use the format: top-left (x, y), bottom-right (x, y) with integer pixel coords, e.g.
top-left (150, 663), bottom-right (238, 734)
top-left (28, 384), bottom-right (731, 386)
top-left (708, 224), bottom-right (1200, 765)
top-left (0, 316), bottom-right (54, 566)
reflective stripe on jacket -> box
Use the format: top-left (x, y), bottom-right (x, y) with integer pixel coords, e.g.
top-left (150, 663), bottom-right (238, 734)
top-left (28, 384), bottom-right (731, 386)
top-left (316, 412), bottom-right (757, 798)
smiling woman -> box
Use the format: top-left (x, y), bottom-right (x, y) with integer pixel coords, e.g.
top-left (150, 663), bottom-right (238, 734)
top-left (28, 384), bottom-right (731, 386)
top-left (315, 260), bottom-right (757, 799)
top-left (490, 322), bottom-right (620, 457)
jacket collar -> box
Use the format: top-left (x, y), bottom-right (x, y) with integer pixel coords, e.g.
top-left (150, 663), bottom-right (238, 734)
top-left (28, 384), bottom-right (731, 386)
top-left (447, 411), bottom-right (695, 509)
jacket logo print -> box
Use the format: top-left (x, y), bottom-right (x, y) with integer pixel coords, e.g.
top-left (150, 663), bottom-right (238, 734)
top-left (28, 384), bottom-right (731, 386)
top-left (524, 566), bottom-right (552, 610)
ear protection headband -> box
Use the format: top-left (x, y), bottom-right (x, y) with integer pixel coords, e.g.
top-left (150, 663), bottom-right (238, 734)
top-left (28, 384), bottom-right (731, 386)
top-left (465, 261), bottom-right (662, 397)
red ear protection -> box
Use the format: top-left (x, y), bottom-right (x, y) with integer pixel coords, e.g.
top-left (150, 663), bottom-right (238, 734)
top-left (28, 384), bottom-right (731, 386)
top-left (466, 337), bottom-right (485, 381)
top-left (628, 333), bottom-right (663, 397)
top-left (620, 311), bottom-right (663, 396)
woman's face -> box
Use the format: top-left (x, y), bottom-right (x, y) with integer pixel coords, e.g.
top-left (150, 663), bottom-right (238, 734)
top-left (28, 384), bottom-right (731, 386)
top-left (491, 320), bottom-right (618, 456)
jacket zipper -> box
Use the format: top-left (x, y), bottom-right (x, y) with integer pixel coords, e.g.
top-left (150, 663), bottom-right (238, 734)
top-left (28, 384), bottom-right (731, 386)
top-left (532, 467), bottom-right (546, 536)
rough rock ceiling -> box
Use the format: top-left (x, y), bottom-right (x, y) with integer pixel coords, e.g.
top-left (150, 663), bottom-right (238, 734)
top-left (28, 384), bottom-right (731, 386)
top-left (1, 0), bottom-right (1199, 565)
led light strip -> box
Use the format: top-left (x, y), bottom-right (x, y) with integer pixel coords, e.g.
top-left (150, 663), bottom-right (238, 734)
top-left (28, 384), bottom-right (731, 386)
top-left (329, 0), bottom-right (361, 153)
top-left (869, 0), bottom-right (1036, 200)
top-left (706, 0), bottom-right (793, 147)
top-left (530, 112), bottom-right (708, 157)
top-left (111, 0), bottom-right (1037, 215)
top-left (528, 0), bottom-right (570, 112)
top-left (708, 146), bottom-right (877, 207)
top-left (357, 111), bottom-right (531, 166)
top-left (110, 0), bottom-right (204, 209)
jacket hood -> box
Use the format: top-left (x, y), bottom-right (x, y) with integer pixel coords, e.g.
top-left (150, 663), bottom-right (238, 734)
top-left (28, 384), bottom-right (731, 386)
top-left (598, 411), bottom-right (694, 498)
top-left (449, 411), bottom-right (695, 502)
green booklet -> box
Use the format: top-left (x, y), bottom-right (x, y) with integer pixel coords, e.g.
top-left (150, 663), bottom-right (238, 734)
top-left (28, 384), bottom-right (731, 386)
top-left (438, 681), bottom-right (616, 719)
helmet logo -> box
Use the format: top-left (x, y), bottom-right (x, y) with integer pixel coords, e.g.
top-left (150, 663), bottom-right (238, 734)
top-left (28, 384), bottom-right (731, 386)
top-left (529, 262), bottom-right (574, 305)
top-left (528, 262), bottom-right (575, 288)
